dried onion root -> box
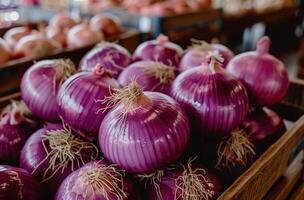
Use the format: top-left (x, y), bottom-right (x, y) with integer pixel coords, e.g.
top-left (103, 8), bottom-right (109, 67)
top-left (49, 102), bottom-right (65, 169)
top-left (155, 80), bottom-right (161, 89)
top-left (33, 125), bottom-right (99, 182)
top-left (52, 59), bottom-right (76, 94)
top-left (216, 129), bottom-right (255, 170)
top-left (189, 39), bottom-right (212, 52)
top-left (145, 62), bottom-right (175, 86)
top-left (138, 170), bottom-right (166, 200)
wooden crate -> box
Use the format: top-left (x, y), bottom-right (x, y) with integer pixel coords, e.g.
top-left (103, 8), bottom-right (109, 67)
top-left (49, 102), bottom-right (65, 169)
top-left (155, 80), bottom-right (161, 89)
top-left (218, 79), bottom-right (304, 200)
top-left (106, 8), bottom-right (221, 47)
top-left (0, 79), bottom-right (303, 200)
top-left (0, 29), bottom-right (142, 97)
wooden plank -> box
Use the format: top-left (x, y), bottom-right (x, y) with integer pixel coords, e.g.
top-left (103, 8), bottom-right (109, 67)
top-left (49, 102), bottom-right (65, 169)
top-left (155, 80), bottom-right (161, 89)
top-left (263, 151), bottom-right (304, 200)
top-left (288, 184), bottom-right (304, 200)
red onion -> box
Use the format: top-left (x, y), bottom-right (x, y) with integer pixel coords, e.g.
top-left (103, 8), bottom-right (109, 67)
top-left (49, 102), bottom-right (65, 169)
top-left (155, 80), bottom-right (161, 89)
top-left (0, 38), bottom-right (11, 65)
top-left (3, 26), bottom-right (35, 47)
top-left (50, 12), bottom-right (78, 30)
top-left (80, 42), bottom-right (131, 78)
top-left (57, 65), bottom-right (120, 141)
top-left (46, 25), bottom-right (67, 48)
top-left (90, 14), bottom-right (122, 38)
top-left (133, 34), bottom-right (183, 67)
top-left (0, 101), bottom-right (40, 165)
top-left (14, 32), bottom-right (61, 59)
top-left (67, 20), bottom-right (103, 48)
top-left (227, 36), bottom-right (289, 106)
top-left (20, 124), bottom-right (99, 195)
top-left (99, 82), bottom-right (190, 174)
top-left (172, 54), bottom-right (248, 136)
top-left (179, 40), bottom-right (234, 72)
top-left (0, 165), bottom-right (41, 200)
top-left (21, 59), bottom-right (76, 122)
top-left (55, 161), bottom-right (138, 200)
top-left (118, 61), bottom-right (176, 95)
top-left (147, 160), bottom-right (222, 200)
top-left (242, 107), bottom-right (286, 155)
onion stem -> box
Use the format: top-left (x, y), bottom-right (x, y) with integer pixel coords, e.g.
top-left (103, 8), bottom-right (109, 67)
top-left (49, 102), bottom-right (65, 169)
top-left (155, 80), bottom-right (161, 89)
top-left (256, 36), bottom-right (271, 55)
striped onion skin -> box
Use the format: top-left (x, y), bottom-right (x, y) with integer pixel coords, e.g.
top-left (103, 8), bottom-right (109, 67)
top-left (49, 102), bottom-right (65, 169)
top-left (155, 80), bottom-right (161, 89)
top-left (21, 59), bottom-right (76, 122)
top-left (171, 62), bottom-right (248, 136)
top-left (0, 165), bottom-right (41, 200)
top-left (57, 69), bottom-right (119, 140)
top-left (227, 36), bottom-right (289, 106)
top-left (99, 92), bottom-right (190, 174)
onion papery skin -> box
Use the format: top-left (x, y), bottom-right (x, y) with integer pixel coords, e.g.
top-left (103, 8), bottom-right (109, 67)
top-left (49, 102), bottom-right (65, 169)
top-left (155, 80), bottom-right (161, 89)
top-left (242, 107), bottom-right (286, 155)
top-left (99, 92), bottom-right (190, 174)
top-left (90, 14), bottom-right (122, 38)
top-left (226, 36), bottom-right (289, 106)
top-left (147, 166), bottom-right (222, 200)
top-left (0, 110), bottom-right (39, 165)
top-left (50, 12), bottom-right (78, 30)
top-left (0, 38), bottom-right (11, 65)
top-left (118, 61), bottom-right (176, 95)
top-left (21, 59), bottom-right (75, 122)
top-left (171, 64), bottom-right (248, 136)
top-left (57, 70), bottom-right (120, 140)
top-left (55, 161), bottom-right (138, 200)
top-left (3, 26), bottom-right (34, 47)
top-left (0, 165), bottom-right (41, 200)
top-left (179, 43), bottom-right (234, 72)
top-left (19, 124), bottom-right (98, 195)
top-left (133, 35), bottom-right (183, 67)
top-left (67, 22), bottom-right (103, 48)
top-left (80, 42), bottom-right (131, 78)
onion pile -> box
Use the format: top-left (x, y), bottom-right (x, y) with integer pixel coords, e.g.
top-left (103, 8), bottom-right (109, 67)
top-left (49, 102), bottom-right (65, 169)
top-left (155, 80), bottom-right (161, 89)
top-left (179, 39), bottom-right (234, 71)
top-left (172, 54), bottom-right (248, 136)
top-left (49, 12), bottom-right (78, 30)
top-left (80, 42), bottom-right (131, 78)
top-left (20, 124), bottom-right (99, 194)
top-left (0, 165), bottom-right (41, 200)
top-left (46, 25), bottom-right (67, 48)
top-left (57, 65), bottom-right (120, 140)
top-left (90, 14), bottom-right (122, 38)
top-left (118, 61), bottom-right (176, 95)
top-left (55, 161), bottom-right (138, 200)
top-left (21, 59), bottom-right (76, 122)
top-left (3, 26), bottom-right (35, 47)
top-left (227, 36), bottom-right (289, 106)
top-left (67, 20), bottom-right (104, 48)
top-left (133, 34), bottom-right (183, 67)
top-left (0, 38), bottom-right (11, 65)
top-left (0, 101), bottom-right (40, 165)
top-left (99, 82), bottom-right (190, 174)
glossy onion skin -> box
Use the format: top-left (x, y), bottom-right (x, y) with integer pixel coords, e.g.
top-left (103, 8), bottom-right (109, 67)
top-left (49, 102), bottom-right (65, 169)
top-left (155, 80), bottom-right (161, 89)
top-left (99, 92), bottom-right (190, 174)
top-left (179, 44), bottom-right (234, 72)
top-left (118, 61), bottom-right (175, 95)
top-left (57, 72), bottom-right (119, 140)
top-left (133, 38), bottom-right (183, 67)
top-left (148, 166), bottom-right (222, 200)
top-left (0, 113), bottom-right (39, 165)
top-left (80, 43), bottom-right (131, 78)
top-left (226, 37), bottom-right (289, 106)
top-left (171, 66), bottom-right (248, 136)
top-left (19, 124), bottom-right (96, 194)
top-left (21, 60), bottom-right (63, 122)
top-left (0, 165), bottom-right (41, 200)
top-left (55, 161), bottom-right (138, 200)
top-left (242, 107), bottom-right (286, 155)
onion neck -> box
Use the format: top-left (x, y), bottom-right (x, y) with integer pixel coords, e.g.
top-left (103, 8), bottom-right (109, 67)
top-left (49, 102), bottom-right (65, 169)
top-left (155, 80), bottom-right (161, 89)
top-left (256, 36), bottom-right (271, 55)
top-left (156, 34), bottom-right (169, 45)
top-left (190, 39), bottom-right (212, 52)
top-left (93, 64), bottom-right (112, 77)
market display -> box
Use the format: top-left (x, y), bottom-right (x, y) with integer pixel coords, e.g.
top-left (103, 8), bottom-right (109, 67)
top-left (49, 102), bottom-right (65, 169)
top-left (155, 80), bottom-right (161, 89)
top-left (0, 31), bottom-right (292, 199)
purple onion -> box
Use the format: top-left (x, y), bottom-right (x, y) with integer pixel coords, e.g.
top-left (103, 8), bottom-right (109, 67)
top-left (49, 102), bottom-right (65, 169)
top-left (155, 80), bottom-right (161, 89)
top-left (0, 165), bottom-right (41, 200)
top-left (172, 55), bottom-right (248, 136)
top-left (179, 40), bottom-right (234, 72)
top-left (80, 42), bottom-right (132, 78)
top-left (57, 65), bottom-right (120, 141)
top-left (0, 101), bottom-right (40, 165)
top-left (242, 107), bottom-right (286, 155)
top-left (55, 160), bottom-right (138, 200)
top-left (21, 59), bottom-right (76, 122)
top-left (147, 162), bottom-right (222, 200)
top-left (118, 61), bottom-right (176, 95)
top-left (227, 36), bottom-right (289, 106)
top-left (20, 124), bottom-right (99, 195)
top-left (99, 83), bottom-right (190, 174)
top-left (133, 34), bottom-right (183, 67)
